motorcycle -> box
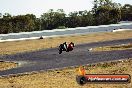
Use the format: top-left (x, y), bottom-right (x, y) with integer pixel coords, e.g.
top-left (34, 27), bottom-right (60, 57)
top-left (58, 42), bottom-right (75, 54)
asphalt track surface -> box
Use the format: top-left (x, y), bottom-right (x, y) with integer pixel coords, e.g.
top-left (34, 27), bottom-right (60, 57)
top-left (0, 39), bottom-right (132, 76)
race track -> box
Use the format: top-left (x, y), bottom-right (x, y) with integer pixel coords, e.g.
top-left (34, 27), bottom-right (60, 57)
top-left (0, 39), bottom-right (132, 76)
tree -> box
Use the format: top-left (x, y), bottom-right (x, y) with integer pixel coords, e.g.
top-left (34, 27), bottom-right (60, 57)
top-left (0, 13), bottom-right (2, 18)
top-left (92, 0), bottom-right (121, 25)
top-left (41, 9), bottom-right (66, 30)
top-left (121, 4), bottom-right (132, 21)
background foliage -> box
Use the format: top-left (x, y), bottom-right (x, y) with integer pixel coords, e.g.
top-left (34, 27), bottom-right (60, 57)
top-left (0, 0), bottom-right (131, 34)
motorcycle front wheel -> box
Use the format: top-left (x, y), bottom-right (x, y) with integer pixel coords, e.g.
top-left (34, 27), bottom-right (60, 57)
top-left (58, 45), bottom-right (62, 54)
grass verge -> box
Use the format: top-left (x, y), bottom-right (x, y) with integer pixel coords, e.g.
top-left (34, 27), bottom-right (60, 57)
top-left (92, 43), bottom-right (132, 52)
top-left (0, 30), bottom-right (132, 88)
top-left (0, 30), bottom-right (132, 55)
top-left (0, 61), bottom-right (17, 71)
top-left (0, 58), bottom-right (131, 88)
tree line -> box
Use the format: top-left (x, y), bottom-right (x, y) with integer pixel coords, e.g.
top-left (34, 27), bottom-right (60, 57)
top-left (0, 0), bottom-right (132, 34)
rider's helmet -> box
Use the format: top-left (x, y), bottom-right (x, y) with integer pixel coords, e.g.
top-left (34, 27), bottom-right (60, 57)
top-left (70, 42), bottom-right (75, 47)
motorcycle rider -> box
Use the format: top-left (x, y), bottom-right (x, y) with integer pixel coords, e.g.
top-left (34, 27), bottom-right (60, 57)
top-left (59, 42), bottom-right (74, 54)
top-left (67, 42), bottom-right (75, 52)
top-left (63, 42), bottom-right (68, 51)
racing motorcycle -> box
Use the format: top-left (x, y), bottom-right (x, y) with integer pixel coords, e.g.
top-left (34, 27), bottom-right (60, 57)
top-left (58, 42), bottom-right (75, 54)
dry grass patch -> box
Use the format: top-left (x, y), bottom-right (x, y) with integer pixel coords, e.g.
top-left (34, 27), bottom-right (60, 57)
top-left (92, 43), bottom-right (132, 52)
top-left (0, 30), bottom-right (132, 88)
top-left (0, 31), bottom-right (132, 55)
top-left (0, 58), bottom-right (132, 88)
top-left (0, 61), bottom-right (17, 71)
